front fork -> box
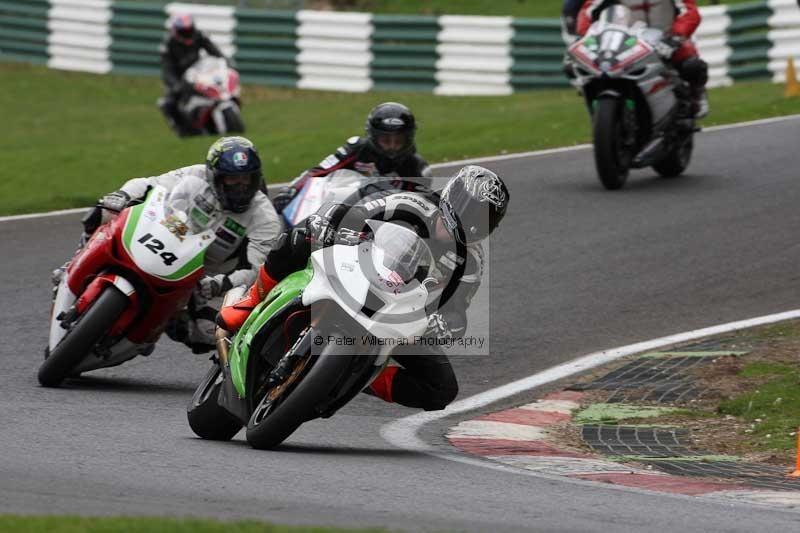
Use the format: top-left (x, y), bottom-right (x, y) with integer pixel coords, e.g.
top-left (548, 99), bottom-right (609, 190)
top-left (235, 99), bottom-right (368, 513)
top-left (215, 285), bottom-right (247, 367)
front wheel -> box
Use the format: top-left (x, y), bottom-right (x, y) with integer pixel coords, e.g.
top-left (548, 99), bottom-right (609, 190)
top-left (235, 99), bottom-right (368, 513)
top-left (245, 334), bottom-right (356, 450)
top-left (222, 107), bottom-right (245, 134)
top-left (187, 364), bottom-right (242, 441)
top-left (593, 97), bottom-right (632, 190)
top-left (652, 133), bottom-right (693, 178)
top-left (38, 286), bottom-right (129, 387)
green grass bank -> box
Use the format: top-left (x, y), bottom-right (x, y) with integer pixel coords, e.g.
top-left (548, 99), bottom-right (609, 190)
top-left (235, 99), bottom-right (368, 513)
top-left (2, 62), bottom-right (798, 215)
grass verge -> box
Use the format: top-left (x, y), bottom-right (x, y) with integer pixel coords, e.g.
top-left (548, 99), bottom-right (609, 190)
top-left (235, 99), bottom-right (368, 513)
top-left (2, 61), bottom-right (799, 215)
top-left (718, 361), bottom-right (800, 455)
top-left (0, 515), bottom-right (383, 533)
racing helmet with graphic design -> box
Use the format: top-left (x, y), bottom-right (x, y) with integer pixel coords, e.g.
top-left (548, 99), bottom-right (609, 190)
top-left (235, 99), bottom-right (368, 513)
top-left (205, 136), bottom-right (263, 213)
top-left (439, 165), bottom-right (509, 244)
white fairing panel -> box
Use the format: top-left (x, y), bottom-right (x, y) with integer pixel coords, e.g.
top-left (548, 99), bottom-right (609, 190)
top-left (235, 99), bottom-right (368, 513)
top-left (123, 186), bottom-right (216, 280)
top-left (301, 244), bottom-right (430, 342)
top-left (48, 277), bottom-right (76, 350)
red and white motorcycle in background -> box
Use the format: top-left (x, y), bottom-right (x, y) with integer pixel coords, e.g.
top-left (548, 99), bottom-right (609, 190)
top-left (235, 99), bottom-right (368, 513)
top-left (40, 181), bottom-right (221, 387)
top-left (171, 56), bottom-right (245, 136)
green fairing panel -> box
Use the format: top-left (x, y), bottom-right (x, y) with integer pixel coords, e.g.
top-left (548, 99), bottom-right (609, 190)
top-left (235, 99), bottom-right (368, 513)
top-left (229, 265), bottom-right (313, 398)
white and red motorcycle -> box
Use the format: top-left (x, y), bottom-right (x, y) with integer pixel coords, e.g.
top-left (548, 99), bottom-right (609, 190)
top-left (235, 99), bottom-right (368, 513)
top-left (164, 56), bottom-right (245, 136)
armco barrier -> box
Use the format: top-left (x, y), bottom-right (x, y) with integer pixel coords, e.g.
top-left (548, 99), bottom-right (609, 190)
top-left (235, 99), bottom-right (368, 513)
top-left (110, 1), bottom-right (165, 76)
top-left (234, 8), bottom-right (297, 87)
top-left (371, 14), bottom-right (439, 92)
top-left (1, 0), bottom-right (798, 94)
top-left (511, 18), bottom-right (569, 90)
top-left (0, 0), bottom-right (50, 64)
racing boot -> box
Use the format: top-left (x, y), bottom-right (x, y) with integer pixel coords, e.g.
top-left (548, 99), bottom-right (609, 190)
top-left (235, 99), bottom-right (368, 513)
top-left (217, 267), bottom-right (279, 332)
top-left (366, 366), bottom-right (399, 403)
top-left (693, 87), bottom-right (709, 119)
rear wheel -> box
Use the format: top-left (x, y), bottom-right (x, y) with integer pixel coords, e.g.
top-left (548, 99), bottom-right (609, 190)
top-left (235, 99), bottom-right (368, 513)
top-left (244, 331), bottom-right (355, 450)
top-left (38, 287), bottom-right (128, 388)
top-left (222, 107), bottom-right (245, 134)
top-left (593, 98), bottom-right (633, 190)
top-left (187, 364), bottom-right (242, 441)
top-left (653, 133), bottom-right (693, 178)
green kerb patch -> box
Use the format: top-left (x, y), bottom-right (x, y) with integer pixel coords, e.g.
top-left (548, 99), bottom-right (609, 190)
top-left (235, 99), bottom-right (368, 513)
top-left (639, 351), bottom-right (749, 359)
top-left (573, 403), bottom-right (686, 425)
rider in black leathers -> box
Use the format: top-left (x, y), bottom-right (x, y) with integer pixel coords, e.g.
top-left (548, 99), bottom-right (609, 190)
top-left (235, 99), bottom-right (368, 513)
top-left (271, 102), bottom-right (432, 213)
top-left (159, 14), bottom-right (227, 134)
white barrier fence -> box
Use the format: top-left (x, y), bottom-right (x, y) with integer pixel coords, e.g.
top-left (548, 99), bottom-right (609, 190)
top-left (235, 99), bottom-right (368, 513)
top-left (435, 16), bottom-right (513, 96)
top-left (296, 10), bottom-right (373, 92)
top-left (47, 0), bottom-right (112, 74)
top-left (695, 6), bottom-right (732, 88)
top-left (769, 0), bottom-right (800, 82)
top-left (7, 1), bottom-right (800, 94)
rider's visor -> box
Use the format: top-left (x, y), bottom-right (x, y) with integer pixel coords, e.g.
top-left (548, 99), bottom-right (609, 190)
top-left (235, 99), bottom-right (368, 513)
top-left (374, 132), bottom-right (411, 157)
top-left (221, 174), bottom-right (254, 187)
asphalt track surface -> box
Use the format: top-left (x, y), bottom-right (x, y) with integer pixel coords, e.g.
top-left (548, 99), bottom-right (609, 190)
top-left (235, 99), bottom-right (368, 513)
top-left (3, 117), bottom-right (800, 532)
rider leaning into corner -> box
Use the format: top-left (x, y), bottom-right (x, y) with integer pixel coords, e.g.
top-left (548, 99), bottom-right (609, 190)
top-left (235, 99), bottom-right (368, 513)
top-left (575, 0), bottom-right (710, 119)
top-left (159, 14), bottom-right (229, 135)
top-left (271, 102), bottom-right (433, 214)
top-left (66, 137), bottom-right (282, 353)
top-left (218, 165), bottom-right (510, 412)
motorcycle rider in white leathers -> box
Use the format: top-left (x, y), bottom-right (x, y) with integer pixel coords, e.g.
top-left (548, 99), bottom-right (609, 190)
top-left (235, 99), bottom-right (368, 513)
top-left (71, 136), bottom-right (282, 353)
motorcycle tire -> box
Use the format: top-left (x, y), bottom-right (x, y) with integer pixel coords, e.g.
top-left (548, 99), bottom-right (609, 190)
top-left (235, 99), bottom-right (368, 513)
top-left (593, 97), bottom-right (631, 190)
top-left (38, 286), bottom-right (129, 388)
top-left (653, 133), bottom-right (693, 178)
top-left (222, 107), bottom-right (245, 134)
top-left (187, 364), bottom-right (242, 441)
top-left (245, 331), bottom-right (355, 450)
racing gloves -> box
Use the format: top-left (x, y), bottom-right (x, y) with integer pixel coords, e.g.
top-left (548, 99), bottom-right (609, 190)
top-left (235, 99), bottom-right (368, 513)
top-left (197, 274), bottom-right (233, 300)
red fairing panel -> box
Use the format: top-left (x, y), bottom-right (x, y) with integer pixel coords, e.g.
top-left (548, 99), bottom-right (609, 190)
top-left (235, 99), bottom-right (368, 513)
top-left (65, 210), bottom-right (204, 344)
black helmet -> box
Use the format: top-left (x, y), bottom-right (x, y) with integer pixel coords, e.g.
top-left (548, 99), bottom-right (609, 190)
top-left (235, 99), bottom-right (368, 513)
top-left (170, 14), bottom-right (198, 46)
top-left (439, 165), bottom-right (509, 244)
top-left (365, 102), bottom-right (417, 162)
top-left (205, 136), bottom-right (263, 213)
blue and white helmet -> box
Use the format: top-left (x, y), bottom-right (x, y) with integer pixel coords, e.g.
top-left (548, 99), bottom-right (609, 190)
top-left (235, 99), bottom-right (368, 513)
top-left (205, 136), bottom-right (263, 213)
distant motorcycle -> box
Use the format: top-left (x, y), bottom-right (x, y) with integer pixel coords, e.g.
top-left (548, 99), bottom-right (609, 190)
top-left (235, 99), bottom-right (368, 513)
top-left (281, 169), bottom-right (373, 228)
top-left (40, 182), bottom-right (220, 387)
top-left (161, 56), bottom-right (245, 136)
top-left (281, 169), bottom-right (427, 228)
top-left (567, 6), bottom-right (697, 190)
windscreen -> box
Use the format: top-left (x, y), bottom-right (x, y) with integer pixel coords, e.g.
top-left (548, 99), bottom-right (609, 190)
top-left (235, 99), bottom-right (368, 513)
top-left (368, 220), bottom-right (432, 285)
top-left (164, 176), bottom-right (222, 235)
top-left (593, 5), bottom-right (634, 31)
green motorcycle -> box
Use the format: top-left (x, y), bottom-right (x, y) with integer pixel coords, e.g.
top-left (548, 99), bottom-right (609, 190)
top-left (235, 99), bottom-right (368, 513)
top-left (187, 221), bottom-right (433, 449)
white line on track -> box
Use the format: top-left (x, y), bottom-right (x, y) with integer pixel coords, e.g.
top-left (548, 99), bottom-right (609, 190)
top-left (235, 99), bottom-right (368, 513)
top-left (381, 309), bottom-right (800, 453)
top-left (3, 113), bottom-right (799, 224)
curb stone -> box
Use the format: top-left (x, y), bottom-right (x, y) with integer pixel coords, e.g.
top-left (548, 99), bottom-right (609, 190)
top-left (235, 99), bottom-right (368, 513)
top-left (447, 389), bottom-right (800, 508)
